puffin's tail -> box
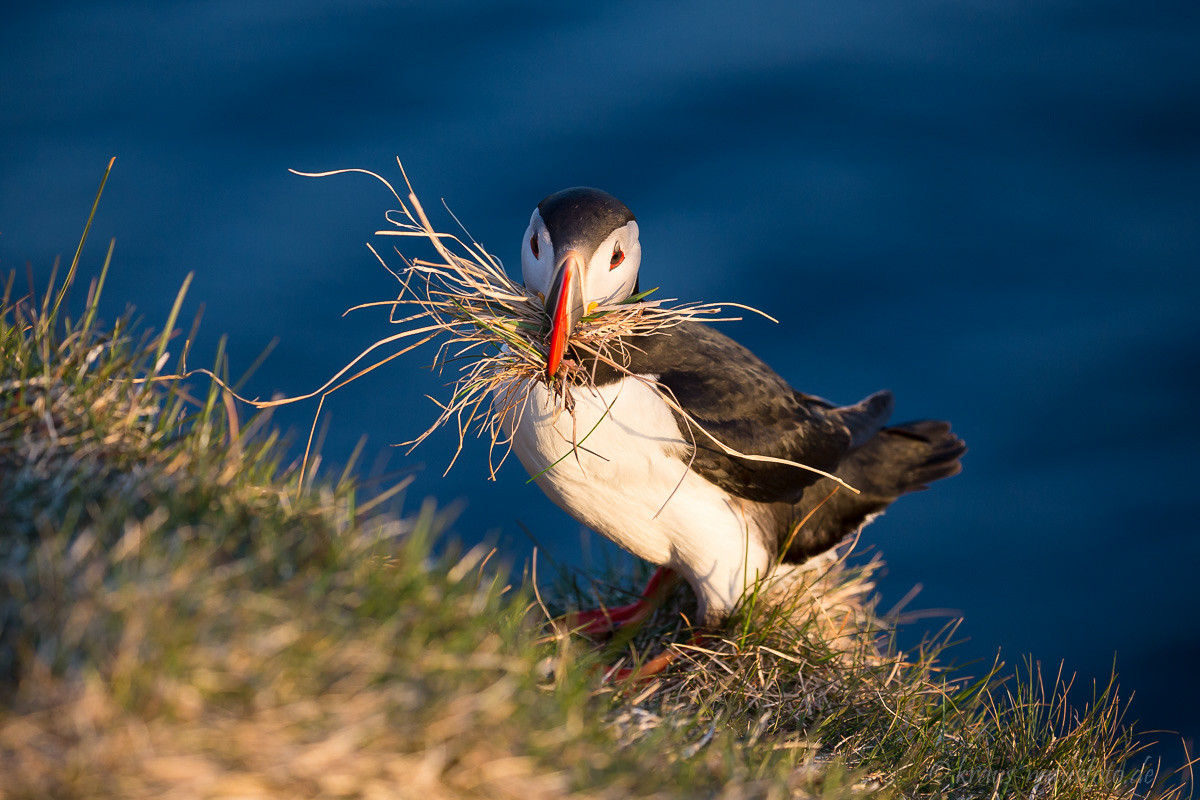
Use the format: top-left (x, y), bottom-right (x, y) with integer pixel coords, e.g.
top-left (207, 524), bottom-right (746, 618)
top-left (781, 419), bottom-right (966, 562)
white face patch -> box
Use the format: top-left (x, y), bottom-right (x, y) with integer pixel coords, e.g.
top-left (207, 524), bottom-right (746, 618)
top-left (520, 211), bottom-right (641, 309)
top-left (521, 209), bottom-right (553, 298)
top-left (581, 220), bottom-right (641, 308)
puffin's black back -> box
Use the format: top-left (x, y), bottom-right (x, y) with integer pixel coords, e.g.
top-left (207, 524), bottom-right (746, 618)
top-left (587, 319), bottom-right (965, 558)
top-left (588, 321), bottom-right (880, 503)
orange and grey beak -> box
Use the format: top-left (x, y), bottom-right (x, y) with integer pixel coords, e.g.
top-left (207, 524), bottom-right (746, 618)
top-left (544, 250), bottom-right (586, 380)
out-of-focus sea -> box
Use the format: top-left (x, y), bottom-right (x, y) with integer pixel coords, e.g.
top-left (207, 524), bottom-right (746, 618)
top-left (3, 0), bottom-right (1197, 766)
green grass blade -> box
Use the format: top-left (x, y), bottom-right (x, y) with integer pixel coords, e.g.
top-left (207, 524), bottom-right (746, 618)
top-left (80, 237), bottom-right (115, 341)
top-left (153, 271), bottom-right (193, 371)
top-left (50, 157), bottom-right (115, 324)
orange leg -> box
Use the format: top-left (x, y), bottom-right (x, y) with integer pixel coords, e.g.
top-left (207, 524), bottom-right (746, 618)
top-left (602, 632), bottom-right (709, 683)
top-left (564, 567), bottom-right (678, 637)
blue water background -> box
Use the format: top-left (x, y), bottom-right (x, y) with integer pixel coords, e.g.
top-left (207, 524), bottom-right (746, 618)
top-left (3, 0), bottom-right (1198, 764)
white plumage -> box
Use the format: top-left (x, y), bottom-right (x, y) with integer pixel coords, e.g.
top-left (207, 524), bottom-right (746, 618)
top-left (501, 373), bottom-right (774, 622)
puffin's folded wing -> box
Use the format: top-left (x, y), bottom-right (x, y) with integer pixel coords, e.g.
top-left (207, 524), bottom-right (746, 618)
top-left (641, 322), bottom-right (886, 505)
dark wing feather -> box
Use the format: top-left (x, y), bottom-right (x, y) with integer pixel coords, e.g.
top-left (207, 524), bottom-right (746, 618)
top-left (592, 321), bottom-right (893, 504)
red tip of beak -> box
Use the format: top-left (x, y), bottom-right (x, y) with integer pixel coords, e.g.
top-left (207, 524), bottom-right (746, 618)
top-left (546, 257), bottom-right (575, 379)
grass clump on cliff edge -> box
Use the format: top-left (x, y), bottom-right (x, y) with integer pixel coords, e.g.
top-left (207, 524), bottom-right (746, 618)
top-left (0, 164), bottom-right (851, 799)
top-left (1, 164), bottom-right (1189, 798)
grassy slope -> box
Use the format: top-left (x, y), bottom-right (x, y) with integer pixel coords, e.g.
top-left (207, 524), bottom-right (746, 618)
top-left (0, 176), bottom-right (1188, 798)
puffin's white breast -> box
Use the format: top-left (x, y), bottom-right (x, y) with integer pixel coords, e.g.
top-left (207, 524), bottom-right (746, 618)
top-left (495, 374), bottom-right (773, 620)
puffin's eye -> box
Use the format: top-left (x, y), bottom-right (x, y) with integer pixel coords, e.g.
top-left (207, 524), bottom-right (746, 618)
top-left (529, 234), bottom-right (540, 259)
top-left (609, 245), bottom-right (624, 270)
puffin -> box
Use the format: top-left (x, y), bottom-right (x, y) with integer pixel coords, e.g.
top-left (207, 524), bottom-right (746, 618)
top-left (505, 186), bottom-right (965, 634)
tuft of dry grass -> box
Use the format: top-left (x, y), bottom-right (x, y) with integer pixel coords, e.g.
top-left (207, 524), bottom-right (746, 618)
top-left (353, 161), bottom-right (743, 477)
top-left (204, 161), bottom-right (857, 495)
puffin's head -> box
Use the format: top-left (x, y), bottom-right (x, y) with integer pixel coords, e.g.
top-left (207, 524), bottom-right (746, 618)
top-left (521, 187), bottom-right (641, 379)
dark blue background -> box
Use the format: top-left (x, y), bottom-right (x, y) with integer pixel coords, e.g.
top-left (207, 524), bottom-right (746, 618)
top-left (3, 0), bottom-right (1197, 765)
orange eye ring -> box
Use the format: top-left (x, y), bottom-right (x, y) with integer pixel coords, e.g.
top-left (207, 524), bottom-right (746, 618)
top-left (609, 246), bottom-right (624, 270)
top-left (530, 235), bottom-right (540, 259)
